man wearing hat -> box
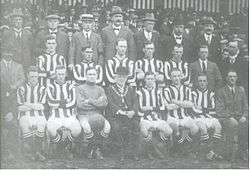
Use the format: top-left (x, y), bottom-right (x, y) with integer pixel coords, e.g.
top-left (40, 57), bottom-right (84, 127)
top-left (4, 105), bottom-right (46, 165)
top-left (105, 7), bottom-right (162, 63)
top-left (195, 17), bottom-right (221, 64)
top-left (1, 44), bottom-right (25, 160)
top-left (35, 12), bottom-right (70, 60)
top-left (134, 13), bottom-right (161, 60)
top-left (2, 8), bottom-right (33, 71)
top-left (69, 14), bottom-right (104, 67)
top-left (105, 66), bottom-right (140, 162)
top-left (101, 6), bottom-right (136, 61)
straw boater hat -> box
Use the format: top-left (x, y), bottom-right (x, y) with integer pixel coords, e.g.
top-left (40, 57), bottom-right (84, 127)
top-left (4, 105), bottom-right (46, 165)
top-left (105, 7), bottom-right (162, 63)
top-left (45, 11), bottom-right (60, 20)
top-left (200, 17), bottom-right (216, 25)
top-left (80, 14), bottom-right (94, 21)
top-left (143, 13), bottom-right (157, 22)
top-left (110, 6), bottom-right (124, 16)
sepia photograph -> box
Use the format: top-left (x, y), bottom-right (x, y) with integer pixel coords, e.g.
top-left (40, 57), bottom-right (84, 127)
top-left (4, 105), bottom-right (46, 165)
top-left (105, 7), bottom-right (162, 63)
top-left (0, 0), bottom-right (249, 169)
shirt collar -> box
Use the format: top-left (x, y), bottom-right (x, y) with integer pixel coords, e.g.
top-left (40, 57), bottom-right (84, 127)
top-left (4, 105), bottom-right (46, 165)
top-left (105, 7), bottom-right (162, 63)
top-left (115, 54), bottom-right (126, 61)
top-left (227, 85), bottom-right (235, 91)
top-left (199, 58), bottom-right (207, 64)
top-left (3, 59), bottom-right (12, 66)
top-left (13, 28), bottom-right (22, 33)
top-left (82, 29), bottom-right (92, 35)
top-left (112, 24), bottom-right (121, 30)
top-left (174, 33), bottom-right (182, 39)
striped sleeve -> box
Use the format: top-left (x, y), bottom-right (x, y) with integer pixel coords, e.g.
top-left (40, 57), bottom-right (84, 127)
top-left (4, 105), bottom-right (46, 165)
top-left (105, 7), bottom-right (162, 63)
top-left (73, 64), bottom-right (85, 81)
top-left (105, 60), bottom-right (115, 83)
top-left (65, 84), bottom-right (76, 108)
top-left (136, 90), bottom-right (144, 116)
top-left (96, 65), bottom-right (103, 84)
top-left (164, 61), bottom-right (171, 82)
top-left (209, 91), bottom-right (216, 111)
top-left (46, 83), bottom-right (60, 107)
top-left (182, 62), bottom-right (191, 85)
top-left (17, 86), bottom-right (25, 105)
top-left (163, 88), bottom-right (171, 104)
top-left (39, 86), bottom-right (47, 104)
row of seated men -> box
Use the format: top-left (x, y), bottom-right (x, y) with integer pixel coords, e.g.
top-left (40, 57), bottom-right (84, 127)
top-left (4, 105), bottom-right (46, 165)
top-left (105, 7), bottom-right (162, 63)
top-left (1, 34), bottom-right (248, 162)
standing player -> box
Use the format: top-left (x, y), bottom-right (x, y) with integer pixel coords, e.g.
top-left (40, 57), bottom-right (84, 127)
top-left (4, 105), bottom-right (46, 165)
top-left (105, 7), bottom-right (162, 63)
top-left (192, 73), bottom-right (223, 160)
top-left (163, 68), bottom-right (199, 155)
top-left (73, 46), bottom-right (103, 85)
top-left (46, 66), bottom-right (81, 159)
top-left (17, 66), bottom-right (47, 161)
top-left (137, 72), bottom-right (173, 159)
top-left (135, 42), bottom-right (164, 88)
top-left (37, 35), bottom-right (66, 86)
top-left (164, 45), bottom-right (191, 86)
top-left (76, 67), bottom-right (110, 159)
top-left (105, 38), bottom-right (135, 85)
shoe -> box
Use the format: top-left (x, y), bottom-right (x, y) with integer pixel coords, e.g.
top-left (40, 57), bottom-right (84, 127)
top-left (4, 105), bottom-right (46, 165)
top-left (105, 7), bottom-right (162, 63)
top-left (36, 152), bottom-right (46, 162)
top-left (147, 152), bottom-right (155, 160)
top-left (153, 145), bottom-right (165, 159)
top-left (119, 155), bottom-right (125, 162)
top-left (95, 148), bottom-right (104, 160)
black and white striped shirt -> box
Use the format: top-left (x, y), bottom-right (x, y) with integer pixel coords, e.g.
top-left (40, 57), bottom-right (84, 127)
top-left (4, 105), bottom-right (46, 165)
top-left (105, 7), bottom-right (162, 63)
top-left (136, 87), bottom-right (165, 120)
top-left (17, 83), bottom-right (46, 117)
top-left (191, 89), bottom-right (215, 118)
top-left (73, 61), bottom-right (103, 85)
top-left (163, 85), bottom-right (192, 119)
top-left (164, 60), bottom-right (190, 85)
top-left (105, 56), bottom-right (135, 84)
top-left (47, 80), bottom-right (76, 118)
top-left (135, 58), bottom-right (164, 75)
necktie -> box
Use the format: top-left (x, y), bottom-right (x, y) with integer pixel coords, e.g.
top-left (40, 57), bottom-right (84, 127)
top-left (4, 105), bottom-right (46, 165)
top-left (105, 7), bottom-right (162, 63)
top-left (85, 32), bottom-right (89, 41)
top-left (231, 88), bottom-right (235, 97)
top-left (207, 35), bottom-right (211, 45)
top-left (16, 31), bottom-right (21, 42)
top-left (202, 61), bottom-right (206, 72)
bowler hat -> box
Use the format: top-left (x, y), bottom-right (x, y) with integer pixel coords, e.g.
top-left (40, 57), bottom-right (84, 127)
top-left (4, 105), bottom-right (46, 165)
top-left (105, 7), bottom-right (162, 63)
top-left (110, 6), bottom-right (124, 16)
top-left (80, 14), bottom-right (94, 21)
top-left (143, 13), bottom-right (157, 22)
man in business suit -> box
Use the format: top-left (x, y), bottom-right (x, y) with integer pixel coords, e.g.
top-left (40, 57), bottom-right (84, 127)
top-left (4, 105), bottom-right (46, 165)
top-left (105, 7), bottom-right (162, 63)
top-left (195, 17), bottom-right (221, 64)
top-left (215, 70), bottom-right (248, 162)
top-left (190, 45), bottom-right (223, 91)
top-left (161, 15), bottom-right (194, 63)
top-left (69, 14), bottom-right (104, 68)
top-left (35, 13), bottom-right (69, 61)
top-left (101, 6), bottom-right (136, 61)
top-left (0, 45), bottom-right (25, 160)
top-left (2, 9), bottom-right (33, 71)
top-left (134, 13), bottom-right (161, 60)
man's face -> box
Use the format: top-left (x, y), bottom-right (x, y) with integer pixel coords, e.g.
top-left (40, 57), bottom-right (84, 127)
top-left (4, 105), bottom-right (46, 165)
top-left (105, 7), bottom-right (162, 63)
top-left (144, 20), bottom-right (155, 32)
top-left (81, 48), bottom-right (93, 62)
top-left (47, 19), bottom-right (59, 29)
top-left (46, 39), bottom-right (57, 52)
top-left (86, 69), bottom-right (97, 83)
top-left (199, 47), bottom-right (209, 60)
top-left (28, 71), bottom-right (39, 86)
top-left (112, 14), bottom-right (123, 27)
top-left (13, 16), bottom-right (23, 29)
top-left (56, 68), bottom-right (66, 83)
top-left (197, 75), bottom-right (208, 91)
top-left (144, 74), bottom-right (156, 88)
top-left (116, 40), bottom-right (127, 56)
top-left (115, 74), bottom-right (127, 85)
top-left (172, 47), bottom-right (183, 61)
top-left (82, 20), bottom-right (94, 31)
top-left (227, 72), bottom-right (238, 86)
top-left (204, 24), bottom-right (214, 35)
top-left (228, 44), bottom-right (239, 56)
top-left (171, 70), bottom-right (182, 85)
top-left (173, 24), bottom-right (184, 36)
top-left (143, 44), bottom-right (155, 59)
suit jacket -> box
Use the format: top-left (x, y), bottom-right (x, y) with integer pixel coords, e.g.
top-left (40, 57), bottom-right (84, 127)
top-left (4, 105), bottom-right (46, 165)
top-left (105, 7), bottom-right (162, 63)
top-left (2, 27), bottom-right (33, 70)
top-left (35, 28), bottom-right (70, 62)
top-left (215, 85), bottom-right (248, 119)
top-left (134, 30), bottom-right (161, 60)
top-left (69, 31), bottom-right (104, 65)
top-left (190, 60), bottom-right (223, 91)
top-left (101, 24), bottom-right (136, 61)
top-left (160, 33), bottom-right (195, 63)
top-left (195, 33), bottom-right (221, 63)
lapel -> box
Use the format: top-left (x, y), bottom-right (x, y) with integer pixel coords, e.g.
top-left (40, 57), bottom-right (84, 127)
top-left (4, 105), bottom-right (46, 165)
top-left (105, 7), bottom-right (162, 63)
top-left (225, 85), bottom-right (235, 100)
top-left (196, 60), bottom-right (202, 72)
top-left (117, 26), bottom-right (126, 37)
top-left (141, 31), bottom-right (148, 42)
top-left (107, 25), bottom-right (117, 39)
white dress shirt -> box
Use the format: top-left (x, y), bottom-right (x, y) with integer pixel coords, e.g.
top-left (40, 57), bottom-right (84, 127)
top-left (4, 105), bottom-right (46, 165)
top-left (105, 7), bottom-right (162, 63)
top-left (173, 34), bottom-right (183, 44)
top-left (113, 24), bottom-right (121, 35)
top-left (82, 30), bottom-right (92, 40)
top-left (204, 33), bottom-right (212, 45)
top-left (199, 59), bottom-right (207, 71)
top-left (144, 30), bottom-right (152, 41)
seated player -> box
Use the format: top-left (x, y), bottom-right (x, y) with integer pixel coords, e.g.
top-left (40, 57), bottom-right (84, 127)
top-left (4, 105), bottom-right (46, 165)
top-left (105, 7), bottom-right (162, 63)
top-left (135, 41), bottom-right (164, 88)
top-left (73, 46), bottom-right (103, 85)
top-left (37, 35), bottom-right (66, 86)
top-left (46, 66), bottom-right (81, 159)
top-left (105, 66), bottom-right (140, 162)
top-left (17, 66), bottom-right (47, 161)
top-left (216, 70), bottom-right (248, 162)
top-left (163, 68), bottom-right (199, 155)
top-left (105, 38), bottom-right (135, 85)
top-left (164, 45), bottom-right (191, 86)
top-left (137, 72), bottom-right (173, 159)
top-left (191, 73), bottom-right (222, 160)
top-left (76, 67), bottom-right (110, 159)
